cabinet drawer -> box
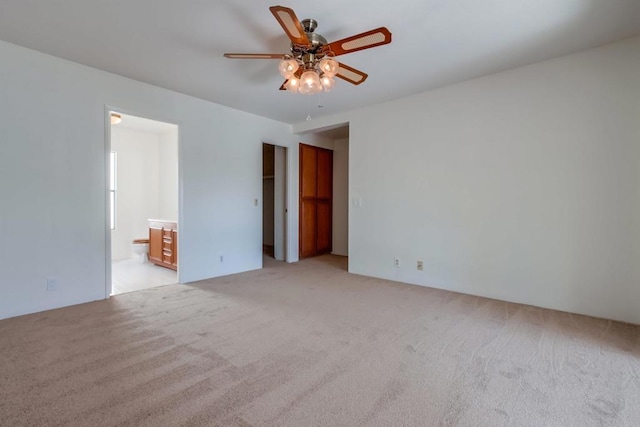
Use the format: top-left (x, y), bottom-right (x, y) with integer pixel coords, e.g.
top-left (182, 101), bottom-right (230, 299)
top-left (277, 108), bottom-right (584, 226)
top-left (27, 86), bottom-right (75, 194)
top-left (149, 224), bottom-right (177, 270)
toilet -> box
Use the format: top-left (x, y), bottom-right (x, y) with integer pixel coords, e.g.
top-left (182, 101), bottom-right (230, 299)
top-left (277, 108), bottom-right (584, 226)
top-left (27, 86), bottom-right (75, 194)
top-left (131, 238), bottom-right (149, 263)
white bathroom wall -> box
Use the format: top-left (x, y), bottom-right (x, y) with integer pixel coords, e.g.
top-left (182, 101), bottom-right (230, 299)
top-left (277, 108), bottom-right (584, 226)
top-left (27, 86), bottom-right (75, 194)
top-left (158, 128), bottom-right (179, 220)
top-left (110, 127), bottom-right (161, 260)
top-left (332, 138), bottom-right (349, 256)
top-left (0, 40), bottom-right (332, 320)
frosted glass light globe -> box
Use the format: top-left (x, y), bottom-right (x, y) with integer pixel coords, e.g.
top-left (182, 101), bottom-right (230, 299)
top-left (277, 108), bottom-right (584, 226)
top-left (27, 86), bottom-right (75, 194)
top-left (278, 59), bottom-right (299, 79)
top-left (318, 57), bottom-right (338, 77)
top-left (284, 77), bottom-right (300, 92)
top-left (299, 70), bottom-right (322, 95)
top-left (320, 75), bottom-right (335, 91)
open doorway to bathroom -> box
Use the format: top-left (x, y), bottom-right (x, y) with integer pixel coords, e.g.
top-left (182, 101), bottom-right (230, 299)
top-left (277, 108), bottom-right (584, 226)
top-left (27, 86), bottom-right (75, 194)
top-left (262, 143), bottom-right (287, 262)
top-left (108, 112), bottom-right (179, 295)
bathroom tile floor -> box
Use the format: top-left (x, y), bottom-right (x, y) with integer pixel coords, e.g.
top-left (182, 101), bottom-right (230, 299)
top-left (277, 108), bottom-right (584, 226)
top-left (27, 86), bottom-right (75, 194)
top-left (111, 258), bottom-right (177, 295)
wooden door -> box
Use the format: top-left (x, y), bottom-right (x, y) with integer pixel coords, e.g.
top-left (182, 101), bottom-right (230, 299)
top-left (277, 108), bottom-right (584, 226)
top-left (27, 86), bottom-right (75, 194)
top-left (300, 144), bottom-right (317, 258)
top-left (299, 143), bottom-right (332, 258)
top-left (316, 148), bottom-right (332, 253)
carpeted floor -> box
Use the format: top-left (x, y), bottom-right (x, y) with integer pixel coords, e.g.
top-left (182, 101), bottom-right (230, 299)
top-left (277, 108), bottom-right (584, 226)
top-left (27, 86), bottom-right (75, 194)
top-left (1, 255), bottom-right (639, 426)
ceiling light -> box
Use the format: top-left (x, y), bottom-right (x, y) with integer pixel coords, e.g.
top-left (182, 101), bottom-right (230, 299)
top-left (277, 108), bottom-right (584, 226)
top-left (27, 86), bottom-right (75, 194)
top-left (320, 74), bottom-right (335, 91)
top-left (278, 58), bottom-right (299, 79)
top-left (110, 113), bottom-right (122, 125)
top-left (224, 6), bottom-right (392, 94)
top-left (279, 57), bottom-right (337, 95)
top-left (284, 77), bottom-right (300, 92)
top-left (298, 70), bottom-right (322, 95)
top-left (318, 57), bottom-right (338, 77)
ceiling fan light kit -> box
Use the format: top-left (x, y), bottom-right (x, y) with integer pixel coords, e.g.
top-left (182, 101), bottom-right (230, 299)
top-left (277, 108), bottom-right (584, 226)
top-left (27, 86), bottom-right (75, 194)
top-left (224, 5), bottom-right (392, 95)
top-left (280, 54), bottom-right (339, 94)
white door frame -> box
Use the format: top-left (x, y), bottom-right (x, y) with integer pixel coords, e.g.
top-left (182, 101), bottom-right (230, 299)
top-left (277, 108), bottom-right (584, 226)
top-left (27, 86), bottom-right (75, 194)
top-left (262, 142), bottom-right (288, 263)
top-left (104, 106), bottom-right (182, 297)
top-left (274, 145), bottom-right (287, 261)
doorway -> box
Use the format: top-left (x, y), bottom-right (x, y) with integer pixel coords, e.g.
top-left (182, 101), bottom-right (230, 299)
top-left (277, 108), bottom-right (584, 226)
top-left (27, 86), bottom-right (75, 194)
top-left (263, 143), bottom-right (287, 261)
top-left (299, 143), bottom-right (333, 258)
top-left (107, 111), bottom-right (179, 295)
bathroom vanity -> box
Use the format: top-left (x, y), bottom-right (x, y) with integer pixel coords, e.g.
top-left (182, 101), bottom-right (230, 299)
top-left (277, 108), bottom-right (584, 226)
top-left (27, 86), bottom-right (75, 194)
top-left (148, 219), bottom-right (178, 270)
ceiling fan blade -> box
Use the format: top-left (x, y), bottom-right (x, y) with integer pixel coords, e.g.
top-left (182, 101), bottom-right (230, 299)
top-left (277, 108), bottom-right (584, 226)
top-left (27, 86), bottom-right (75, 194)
top-left (269, 6), bottom-right (310, 46)
top-left (325, 27), bottom-right (392, 56)
top-left (223, 53), bottom-right (286, 59)
top-left (279, 81), bottom-right (287, 91)
top-left (335, 62), bottom-right (368, 85)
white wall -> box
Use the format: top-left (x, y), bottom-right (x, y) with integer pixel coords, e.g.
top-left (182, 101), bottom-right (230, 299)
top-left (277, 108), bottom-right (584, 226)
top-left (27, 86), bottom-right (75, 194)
top-left (0, 40), bottom-right (331, 320)
top-left (158, 128), bottom-right (179, 220)
top-left (296, 36), bottom-right (640, 325)
top-left (349, 37), bottom-right (640, 324)
top-left (332, 138), bottom-right (349, 256)
top-left (110, 127), bottom-right (162, 260)
top-left (7, 35), bottom-right (638, 325)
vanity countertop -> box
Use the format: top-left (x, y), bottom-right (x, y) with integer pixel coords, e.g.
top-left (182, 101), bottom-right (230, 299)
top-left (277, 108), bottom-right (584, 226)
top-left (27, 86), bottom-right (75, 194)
top-left (148, 219), bottom-right (178, 229)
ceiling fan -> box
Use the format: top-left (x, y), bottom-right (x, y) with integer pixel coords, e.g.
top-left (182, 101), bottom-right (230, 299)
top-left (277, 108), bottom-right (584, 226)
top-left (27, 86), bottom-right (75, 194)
top-left (223, 5), bottom-right (392, 94)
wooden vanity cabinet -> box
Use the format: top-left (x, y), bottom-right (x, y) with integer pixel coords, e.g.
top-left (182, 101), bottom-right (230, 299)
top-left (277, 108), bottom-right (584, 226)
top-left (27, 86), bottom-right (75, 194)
top-left (149, 227), bottom-right (163, 265)
top-left (171, 229), bottom-right (178, 269)
top-left (148, 222), bottom-right (178, 270)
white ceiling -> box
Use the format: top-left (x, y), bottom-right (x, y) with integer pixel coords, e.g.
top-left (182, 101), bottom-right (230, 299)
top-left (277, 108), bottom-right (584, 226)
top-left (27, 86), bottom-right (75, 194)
top-left (1, 1), bottom-right (640, 125)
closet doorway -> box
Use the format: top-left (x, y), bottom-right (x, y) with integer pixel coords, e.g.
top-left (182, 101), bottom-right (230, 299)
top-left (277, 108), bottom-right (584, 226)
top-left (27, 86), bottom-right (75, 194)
top-left (263, 143), bottom-right (287, 261)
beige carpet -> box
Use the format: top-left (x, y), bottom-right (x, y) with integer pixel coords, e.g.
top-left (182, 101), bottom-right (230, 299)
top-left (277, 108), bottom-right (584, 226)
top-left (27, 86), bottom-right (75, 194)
top-left (1, 255), bottom-right (639, 426)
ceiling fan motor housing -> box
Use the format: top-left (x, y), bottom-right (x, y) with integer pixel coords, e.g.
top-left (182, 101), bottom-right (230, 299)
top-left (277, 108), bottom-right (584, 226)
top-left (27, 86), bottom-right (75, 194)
top-left (301, 19), bottom-right (318, 32)
top-left (290, 19), bottom-right (328, 58)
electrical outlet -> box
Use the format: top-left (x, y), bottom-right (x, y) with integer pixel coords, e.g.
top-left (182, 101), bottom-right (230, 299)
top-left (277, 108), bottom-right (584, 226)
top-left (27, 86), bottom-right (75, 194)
top-left (393, 258), bottom-right (400, 268)
top-left (417, 260), bottom-right (424, 271)
top-left (46, 279), bottom-right (57, 291)
top-left (219, 255), bottom-right (224, 263)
